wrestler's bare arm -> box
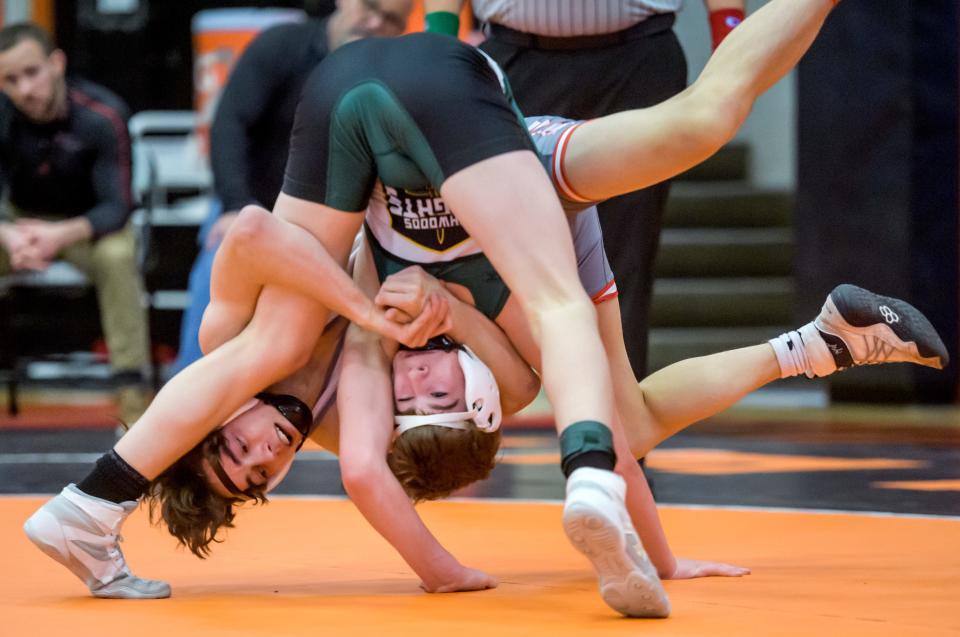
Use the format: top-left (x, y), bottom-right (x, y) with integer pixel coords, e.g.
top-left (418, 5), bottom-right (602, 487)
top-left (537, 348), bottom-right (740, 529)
top-left (337, 244), bottom-right (497, 592)
top-left (340, 323), bottom-right (498, 593)
top-left (270, 192), bottom-right (446, 347)
top-left (219, 201), bottom-right (441, 348)
top-left (561, 0), bottom-right (837, 200)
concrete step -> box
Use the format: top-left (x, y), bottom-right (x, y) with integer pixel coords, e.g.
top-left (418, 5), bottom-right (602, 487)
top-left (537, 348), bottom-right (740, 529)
top-left (675, 143), bottom-right (749, 182)
top-left (650, 277), bottom-right (794, 327)
top-left (664, 183), bottom-right (793, 228)
top-left (655, 227), bottom-right (793, 277)
top-left (647, 325), bottom-right (788, 372)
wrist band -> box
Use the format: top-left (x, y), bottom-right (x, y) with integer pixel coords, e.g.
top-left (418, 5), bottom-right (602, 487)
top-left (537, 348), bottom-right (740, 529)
top-left (425, 11), bottom-right (460, 37)
top-left (709, 8), bottom-right (744, 50)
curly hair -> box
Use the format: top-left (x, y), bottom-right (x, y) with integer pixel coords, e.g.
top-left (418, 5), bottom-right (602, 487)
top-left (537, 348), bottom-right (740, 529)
top-left (144, 430), bottom-right (267, 558)
top-left (387, 423), bottom-right (501, 502)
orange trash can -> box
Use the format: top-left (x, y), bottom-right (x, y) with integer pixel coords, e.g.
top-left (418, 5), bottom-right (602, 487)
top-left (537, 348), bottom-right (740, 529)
top-left (191, 8), bottom-right (304, 159)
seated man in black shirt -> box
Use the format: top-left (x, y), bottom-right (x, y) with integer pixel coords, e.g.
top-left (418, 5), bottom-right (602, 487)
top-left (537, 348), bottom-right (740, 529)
top-left (0, 22), bottom-right (150, 423)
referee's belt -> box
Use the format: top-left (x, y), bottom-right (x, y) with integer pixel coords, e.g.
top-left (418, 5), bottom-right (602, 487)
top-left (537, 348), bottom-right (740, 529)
top-left (485, 13), bottom-right (675, 50)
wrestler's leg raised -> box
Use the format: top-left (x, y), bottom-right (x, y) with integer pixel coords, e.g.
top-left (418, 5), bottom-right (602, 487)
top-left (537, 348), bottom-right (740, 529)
top-left (564, 0), bottom-right (840, 199)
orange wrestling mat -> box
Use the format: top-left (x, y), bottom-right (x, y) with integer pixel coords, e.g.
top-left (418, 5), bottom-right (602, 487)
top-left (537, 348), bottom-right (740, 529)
top-left (4, 497), bottom-right (959, 637)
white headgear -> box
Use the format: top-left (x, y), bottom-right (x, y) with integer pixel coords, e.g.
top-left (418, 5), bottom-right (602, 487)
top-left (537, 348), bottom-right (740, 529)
top-left (394, 345), bottom-right (502, 436)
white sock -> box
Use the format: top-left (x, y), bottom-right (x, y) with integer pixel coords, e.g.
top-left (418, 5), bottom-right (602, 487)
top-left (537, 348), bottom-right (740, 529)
top-left (768, 322), bottom-right (838, 378)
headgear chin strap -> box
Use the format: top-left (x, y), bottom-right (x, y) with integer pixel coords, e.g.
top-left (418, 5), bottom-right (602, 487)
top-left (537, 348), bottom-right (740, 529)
top-left (394, 344), bottom-right (502, 435)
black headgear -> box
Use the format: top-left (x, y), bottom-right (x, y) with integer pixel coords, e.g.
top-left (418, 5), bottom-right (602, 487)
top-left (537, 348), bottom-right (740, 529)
top-left (255, 392), bottom-right (313, 450)
top-left (397, 334), bottom-right (462, 353)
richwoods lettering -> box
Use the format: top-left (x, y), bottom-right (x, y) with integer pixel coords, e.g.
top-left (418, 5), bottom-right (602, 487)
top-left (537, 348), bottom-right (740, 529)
top-left (385, 184), bottom-right (470, 251)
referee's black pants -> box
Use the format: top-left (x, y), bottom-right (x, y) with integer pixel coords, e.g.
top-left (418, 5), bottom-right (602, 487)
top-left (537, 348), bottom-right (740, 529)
top-left (481, 17), bottom-right (688, 383)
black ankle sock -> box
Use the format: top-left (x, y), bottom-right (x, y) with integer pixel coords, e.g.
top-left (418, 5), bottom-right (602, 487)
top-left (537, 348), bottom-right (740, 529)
top-left (559, 421), bottom-right (617, 478)
top-left (564, 450), bottom-right (616, 477)
top-left (77, 450), bottom-right (150, 504)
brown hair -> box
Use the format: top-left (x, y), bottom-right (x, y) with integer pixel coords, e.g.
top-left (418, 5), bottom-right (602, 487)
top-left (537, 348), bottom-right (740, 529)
top-left (387, 423), bottom-right (501, 502)
top-left (144, 431), bottom-right (267, 558)
top-left (0, 22), bottom-right (55, 55)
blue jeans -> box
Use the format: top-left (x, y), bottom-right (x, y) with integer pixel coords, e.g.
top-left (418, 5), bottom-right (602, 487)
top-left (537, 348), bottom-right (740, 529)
top-left (171, 199), bottom-right (223, 374)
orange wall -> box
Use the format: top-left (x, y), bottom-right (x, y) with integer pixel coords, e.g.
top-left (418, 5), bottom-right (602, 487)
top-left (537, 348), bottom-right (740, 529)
top-left (32, 0), bottom-right (55, 33)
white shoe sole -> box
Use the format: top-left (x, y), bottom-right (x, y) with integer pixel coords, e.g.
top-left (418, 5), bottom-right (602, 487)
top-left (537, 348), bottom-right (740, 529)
top-left (563, 501), bottom-right (670, 618)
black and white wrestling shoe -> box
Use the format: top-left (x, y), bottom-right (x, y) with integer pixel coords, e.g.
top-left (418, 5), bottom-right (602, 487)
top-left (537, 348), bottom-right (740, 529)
top-left (769, 284), bottom-right (949, 378)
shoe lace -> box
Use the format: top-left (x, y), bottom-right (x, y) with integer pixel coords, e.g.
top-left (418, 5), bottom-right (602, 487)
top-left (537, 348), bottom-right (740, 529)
top-left (856, 335), bottom-right (895, 365)
top-left (105, 532), bottom-right (128, 571)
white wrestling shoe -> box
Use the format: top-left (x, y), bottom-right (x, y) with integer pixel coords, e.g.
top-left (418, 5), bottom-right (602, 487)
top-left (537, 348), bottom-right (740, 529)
top-left (770, 284), bottom-right (949, 378)
top-left (562, 467), bottom-right (670, 618)
top-left (23, 484), bottom-right (171, 599)
top-left (814, 284), bottom-right (949, 370)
